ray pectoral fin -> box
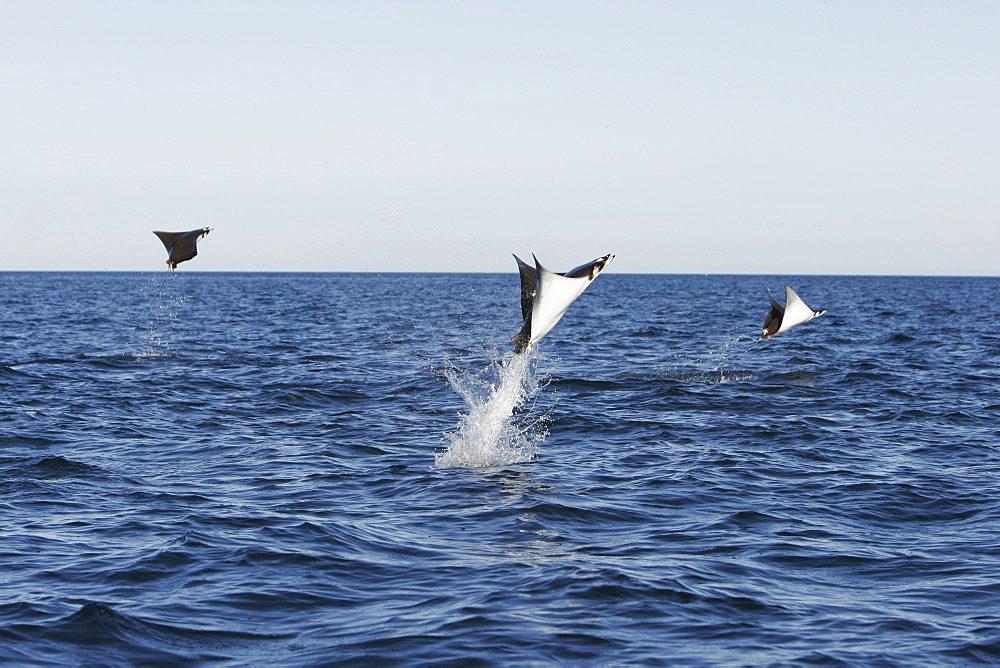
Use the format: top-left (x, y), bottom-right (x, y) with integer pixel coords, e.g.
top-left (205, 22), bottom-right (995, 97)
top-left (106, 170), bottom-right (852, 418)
top-left (562, 255), bottom-right (612, 279)
top-left (761, 302), bottom-right (783, 339)
top-left (512, 254), bottom-right (538, 353)
top-left (526, 260), bottom-right (592, 347)
top-left (153, 231), bottom-right (183, 251)
top-left (513, 254), bottom-right (537, 323)
top-left (776, 285), bottom-right (820, 334)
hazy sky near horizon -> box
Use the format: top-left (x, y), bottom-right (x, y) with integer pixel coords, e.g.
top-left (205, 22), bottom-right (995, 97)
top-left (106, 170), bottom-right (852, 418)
top-left (2, 1), bottom-right (997, 274)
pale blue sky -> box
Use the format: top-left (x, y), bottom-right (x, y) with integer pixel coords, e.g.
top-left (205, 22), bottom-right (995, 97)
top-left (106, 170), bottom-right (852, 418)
top-left (2, 1), bottom-right (997, 274)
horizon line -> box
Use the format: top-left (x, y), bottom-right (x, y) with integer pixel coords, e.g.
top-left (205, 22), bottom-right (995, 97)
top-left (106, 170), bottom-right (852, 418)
top-left (1, 269), bottom-right (997, 279)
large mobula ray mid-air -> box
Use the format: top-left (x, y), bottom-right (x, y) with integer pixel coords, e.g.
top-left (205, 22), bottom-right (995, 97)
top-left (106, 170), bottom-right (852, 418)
top-left (761, 285), bottom-right (827, 339)
top-left (153, 228), bottom-right (212, 270)
top-left (511, 253), bottom-right (614, 353)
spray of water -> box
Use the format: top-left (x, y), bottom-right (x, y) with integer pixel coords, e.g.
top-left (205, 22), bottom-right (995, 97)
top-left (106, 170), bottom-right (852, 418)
top-left (135, 272), bottom-right (183, 358)
top-left (436, 348), bottom-right (548, 469)
top-left (703, 329), bottom-right (757, 368)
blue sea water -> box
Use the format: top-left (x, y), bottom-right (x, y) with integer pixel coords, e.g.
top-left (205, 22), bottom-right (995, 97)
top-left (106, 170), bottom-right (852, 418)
top-left (1, 271), bottom-right (999, 665)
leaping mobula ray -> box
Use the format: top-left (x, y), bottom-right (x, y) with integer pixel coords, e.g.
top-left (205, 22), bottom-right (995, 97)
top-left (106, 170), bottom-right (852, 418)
top-left (511, 253), bottom-right (614, 353)
top-left (153, 228), bottom-right (212, 270)
top-left (761, 285), bottom-right (827, 339)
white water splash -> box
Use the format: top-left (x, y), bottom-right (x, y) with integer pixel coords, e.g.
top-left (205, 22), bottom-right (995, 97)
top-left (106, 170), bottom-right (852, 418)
top-left (436, 349), bottom-right (548, 469)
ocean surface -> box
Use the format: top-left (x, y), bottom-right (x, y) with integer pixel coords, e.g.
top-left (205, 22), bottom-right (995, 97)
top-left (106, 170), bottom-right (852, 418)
top-left (1, 271), bottom-right (999, 665)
